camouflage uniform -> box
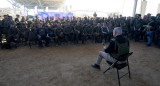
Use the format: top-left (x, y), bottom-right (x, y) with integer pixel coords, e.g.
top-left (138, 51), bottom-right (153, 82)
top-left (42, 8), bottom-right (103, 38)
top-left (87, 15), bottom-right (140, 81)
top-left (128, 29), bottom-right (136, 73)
top-left (93, 25), bottom-right (102, 43)
top-left (7, 26), bottom-right (19, 44)
top-left (63, 24), bottom-right (74, 44)
top-left (37, 27), bottom-right (50, 47)
top-left (134, 18), bottom-right (143, 42)
top-left (56, 26), bottom-right (64, 45)
top-left (74, 24), bottom-right (82, 44)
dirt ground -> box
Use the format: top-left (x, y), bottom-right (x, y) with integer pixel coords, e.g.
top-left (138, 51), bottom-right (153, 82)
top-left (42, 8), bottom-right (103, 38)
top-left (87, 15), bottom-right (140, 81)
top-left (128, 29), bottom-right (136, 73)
top-left (0, 41), bottom-right (160, 86)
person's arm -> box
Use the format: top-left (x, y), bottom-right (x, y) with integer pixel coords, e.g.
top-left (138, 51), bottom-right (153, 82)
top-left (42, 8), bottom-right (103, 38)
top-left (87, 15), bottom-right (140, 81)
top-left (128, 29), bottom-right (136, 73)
top-left (104, 40), bottom-right (115, 53)
top-left (101, 26), bottom-right (105, 33)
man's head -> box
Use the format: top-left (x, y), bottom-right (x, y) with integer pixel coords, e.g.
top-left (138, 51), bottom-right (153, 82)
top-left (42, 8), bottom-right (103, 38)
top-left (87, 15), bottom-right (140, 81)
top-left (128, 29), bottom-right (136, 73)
top-left (37, 23), bottom-right (42, 28)
top-left (103, 22), bottom-right (106, 26)
top-left (97, 23), bottom-right (100, 27)
top-left (113, 27), bottom-right (122, 37)
top-left (16, 15), bottom-right (20, 18)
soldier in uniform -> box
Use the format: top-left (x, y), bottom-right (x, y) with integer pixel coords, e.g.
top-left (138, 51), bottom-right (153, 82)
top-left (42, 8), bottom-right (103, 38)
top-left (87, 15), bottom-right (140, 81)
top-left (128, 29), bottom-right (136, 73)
top-left (133, 14), bottom-right (143, 42)
top-left (15, 15), bottom-right (20, 24)
top-left (2, 15), bottom-right (10, 35)
top-left (143, 16), bottom-right (156, 46)
top-left (28, 23), bottom-right (37, 44)
top-left (121, 21), bottom-right (129, 38)
top-left (63, 22), bottom-right (74, 44)
top-left (56, 23), bottom-right (64, 46)
top-left (101, 22), bottom-right (110, 43)
top-left (0, 16), bottom-right (3, 42)
top-left (7, 24), bottom-right (19, 47)
top-left (19, 16), bottom-right (29, 45)
top-left (81, 23), bottom-right (88, 44)
top-left (85, 23), bottom-right (93, 41)
top-left (155, 13), bottom-right (160, 47)
top-left (93, 23), bottom-right (102, 43)
top-left (74, 22), bottom-right (82, 44)
top-left (36, 23), bottom-right (50, 47)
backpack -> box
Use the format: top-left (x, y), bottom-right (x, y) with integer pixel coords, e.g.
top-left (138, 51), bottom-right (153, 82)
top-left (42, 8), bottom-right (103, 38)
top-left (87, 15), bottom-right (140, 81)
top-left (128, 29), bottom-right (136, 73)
top-left (110, 38), bottom-right (129, 60)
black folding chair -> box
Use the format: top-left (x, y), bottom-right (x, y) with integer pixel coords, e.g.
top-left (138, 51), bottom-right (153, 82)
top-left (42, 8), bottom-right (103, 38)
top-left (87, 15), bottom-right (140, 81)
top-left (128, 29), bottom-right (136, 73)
top-left (103, 52), bottom-right (133, 86)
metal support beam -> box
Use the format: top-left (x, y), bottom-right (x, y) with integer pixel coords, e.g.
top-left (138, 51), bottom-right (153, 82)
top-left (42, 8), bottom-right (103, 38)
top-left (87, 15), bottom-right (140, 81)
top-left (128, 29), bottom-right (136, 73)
top-left (37, 0), bottom-right (42, 7)
top-left (132, 0), bottom-right (138, 17)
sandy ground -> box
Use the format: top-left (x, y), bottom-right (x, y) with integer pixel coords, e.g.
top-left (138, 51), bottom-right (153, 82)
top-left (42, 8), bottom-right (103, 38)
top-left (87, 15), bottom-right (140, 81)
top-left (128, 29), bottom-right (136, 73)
top-left (0, 41), bottom-right (160, 86)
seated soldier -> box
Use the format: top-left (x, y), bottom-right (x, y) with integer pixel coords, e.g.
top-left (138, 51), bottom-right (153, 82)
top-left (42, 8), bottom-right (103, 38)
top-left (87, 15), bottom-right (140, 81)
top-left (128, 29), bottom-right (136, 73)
top-left (6, 24), bottom-right (19, 48)
top-left (7, 24), bottom-right (18, 43)
top-left (92, 27), bottom-right (129, 70)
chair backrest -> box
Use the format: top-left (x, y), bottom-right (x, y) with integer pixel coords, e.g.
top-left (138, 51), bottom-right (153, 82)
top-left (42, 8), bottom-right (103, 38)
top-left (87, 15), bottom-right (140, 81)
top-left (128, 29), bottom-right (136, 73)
top-left (110, 38), bottom-right (129, 60)
top-left (117, 52), bottom-right (133, 61)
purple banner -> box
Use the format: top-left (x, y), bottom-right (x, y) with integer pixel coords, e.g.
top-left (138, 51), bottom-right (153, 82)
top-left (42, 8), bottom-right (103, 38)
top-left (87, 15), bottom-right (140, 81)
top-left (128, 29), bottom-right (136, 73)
top-left (38, 12), bottom-right (73, 19)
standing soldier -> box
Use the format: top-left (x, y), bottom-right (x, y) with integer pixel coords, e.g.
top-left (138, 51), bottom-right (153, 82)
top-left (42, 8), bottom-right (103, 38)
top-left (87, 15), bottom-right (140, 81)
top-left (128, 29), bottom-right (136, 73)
top-left (2, 15), bottom-right (10, 35)
top-left (36, 23), bottom-right (50, 47)
top-left (155, 13), bottom-right (160, 47)
top-left (81, 23), bottom-right (87, 44)
top-left (143, 16), bottom-right (156, 46)
top-left (63, 22), bottom-right (74, 45)
top-left (56, 23), bottom-right (64, 46)
top-left (15, 15), bottom-right (20, 24)
top-left (134, 14), bottom-right (143, 42)
top-left (121, 21), bottom-right (129, 38)
top-left (85, 23), bottom-right (93, 41)
top-left (93, 23), bottom-right (102, 43)
top-left (101, 22), bottom-right (110, 43)
top-left (19, 16), bottom-right (29, 45)
top-left (0, 17), bottom-right (2, 42)
top-left (28, 23), bottom-right (37, 45)
top-left (7, 24), bottom-right (19, 48)
top-left (74, 22), bottom-right (82, 44)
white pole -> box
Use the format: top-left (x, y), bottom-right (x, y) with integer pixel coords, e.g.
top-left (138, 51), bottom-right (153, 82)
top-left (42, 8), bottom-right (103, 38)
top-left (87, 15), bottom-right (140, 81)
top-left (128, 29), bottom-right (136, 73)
top-left (34, 6), bottom-right (38, 15)
top-left (157, 4), bottom-right (160, 14)
top-left (45, 7), bottom-right (48, 12)
top-left (140, 0), bottom-right (147, 18)
top-left (132, 0), bottom-right (138, 17)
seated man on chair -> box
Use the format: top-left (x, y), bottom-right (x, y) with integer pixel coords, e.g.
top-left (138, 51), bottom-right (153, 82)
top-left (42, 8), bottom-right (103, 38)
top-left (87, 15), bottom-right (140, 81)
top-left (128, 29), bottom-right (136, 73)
top-left (92, 27), bottom-right (129, 70)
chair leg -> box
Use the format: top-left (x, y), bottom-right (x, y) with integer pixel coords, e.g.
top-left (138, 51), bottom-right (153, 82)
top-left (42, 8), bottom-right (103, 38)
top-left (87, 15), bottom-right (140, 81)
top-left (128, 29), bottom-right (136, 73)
top-left (103, 67), bottom-right (111, 74)
top-left (127, 60), bottom-right (131, 79)
top-left (117, 69), bottom-right (121, 86)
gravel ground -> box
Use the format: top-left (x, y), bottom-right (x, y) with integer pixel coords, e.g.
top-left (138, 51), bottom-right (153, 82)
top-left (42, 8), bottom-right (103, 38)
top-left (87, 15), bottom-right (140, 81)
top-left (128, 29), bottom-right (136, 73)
top-left (0, 41), bottom-right (160, 86)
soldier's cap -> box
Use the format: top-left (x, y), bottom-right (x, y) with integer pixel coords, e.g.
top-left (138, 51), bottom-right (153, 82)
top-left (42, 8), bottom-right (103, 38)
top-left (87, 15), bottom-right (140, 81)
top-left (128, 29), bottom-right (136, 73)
top-left (147, 13), bottom-right (151, 16)
top-left (136, 14), bottom-right (141, 17)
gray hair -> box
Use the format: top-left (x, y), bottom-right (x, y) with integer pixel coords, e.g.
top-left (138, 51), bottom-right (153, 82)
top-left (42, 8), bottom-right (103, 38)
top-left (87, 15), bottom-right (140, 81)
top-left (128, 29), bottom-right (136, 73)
top-left (113, 27), bottom-right (122, 35)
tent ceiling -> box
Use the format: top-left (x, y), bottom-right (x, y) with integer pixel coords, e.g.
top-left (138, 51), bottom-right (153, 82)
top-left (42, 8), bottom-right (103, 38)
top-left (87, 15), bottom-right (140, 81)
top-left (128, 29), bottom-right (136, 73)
top-left (13, 0), bottom-right (65, 9)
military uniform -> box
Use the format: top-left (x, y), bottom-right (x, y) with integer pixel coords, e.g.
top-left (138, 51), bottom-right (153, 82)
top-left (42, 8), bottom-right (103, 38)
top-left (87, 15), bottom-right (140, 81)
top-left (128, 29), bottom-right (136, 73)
top-left (37, 27), bottom-right (50, 47)
top-left (56, 27), bottom-right (64, 45)
top-left (101, 25), bottom-right (110, 43)
top-left (81, 24), bottom-right (87, 44)
top-left (7, 27), bottom-right (19, 43)
top-left (134, 18), bottom-right (143, 42)
top-left (2, 19), bottom-right (10, 34)
top-left (93, 26), bottom-right (102, 43)
top-left (74, 24), bottom-right (82, 44)
top-left (19, 21), bottom-right (29, 45)
top-left (63, 25), bottom-right (74, 44)
top-left (28, 27), bottom-right (37, 42)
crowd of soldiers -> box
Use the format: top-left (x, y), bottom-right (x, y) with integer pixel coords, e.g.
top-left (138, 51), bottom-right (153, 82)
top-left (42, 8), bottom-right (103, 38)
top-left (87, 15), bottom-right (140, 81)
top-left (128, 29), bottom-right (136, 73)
top-left (0, 13), bottom-right (160, 49)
